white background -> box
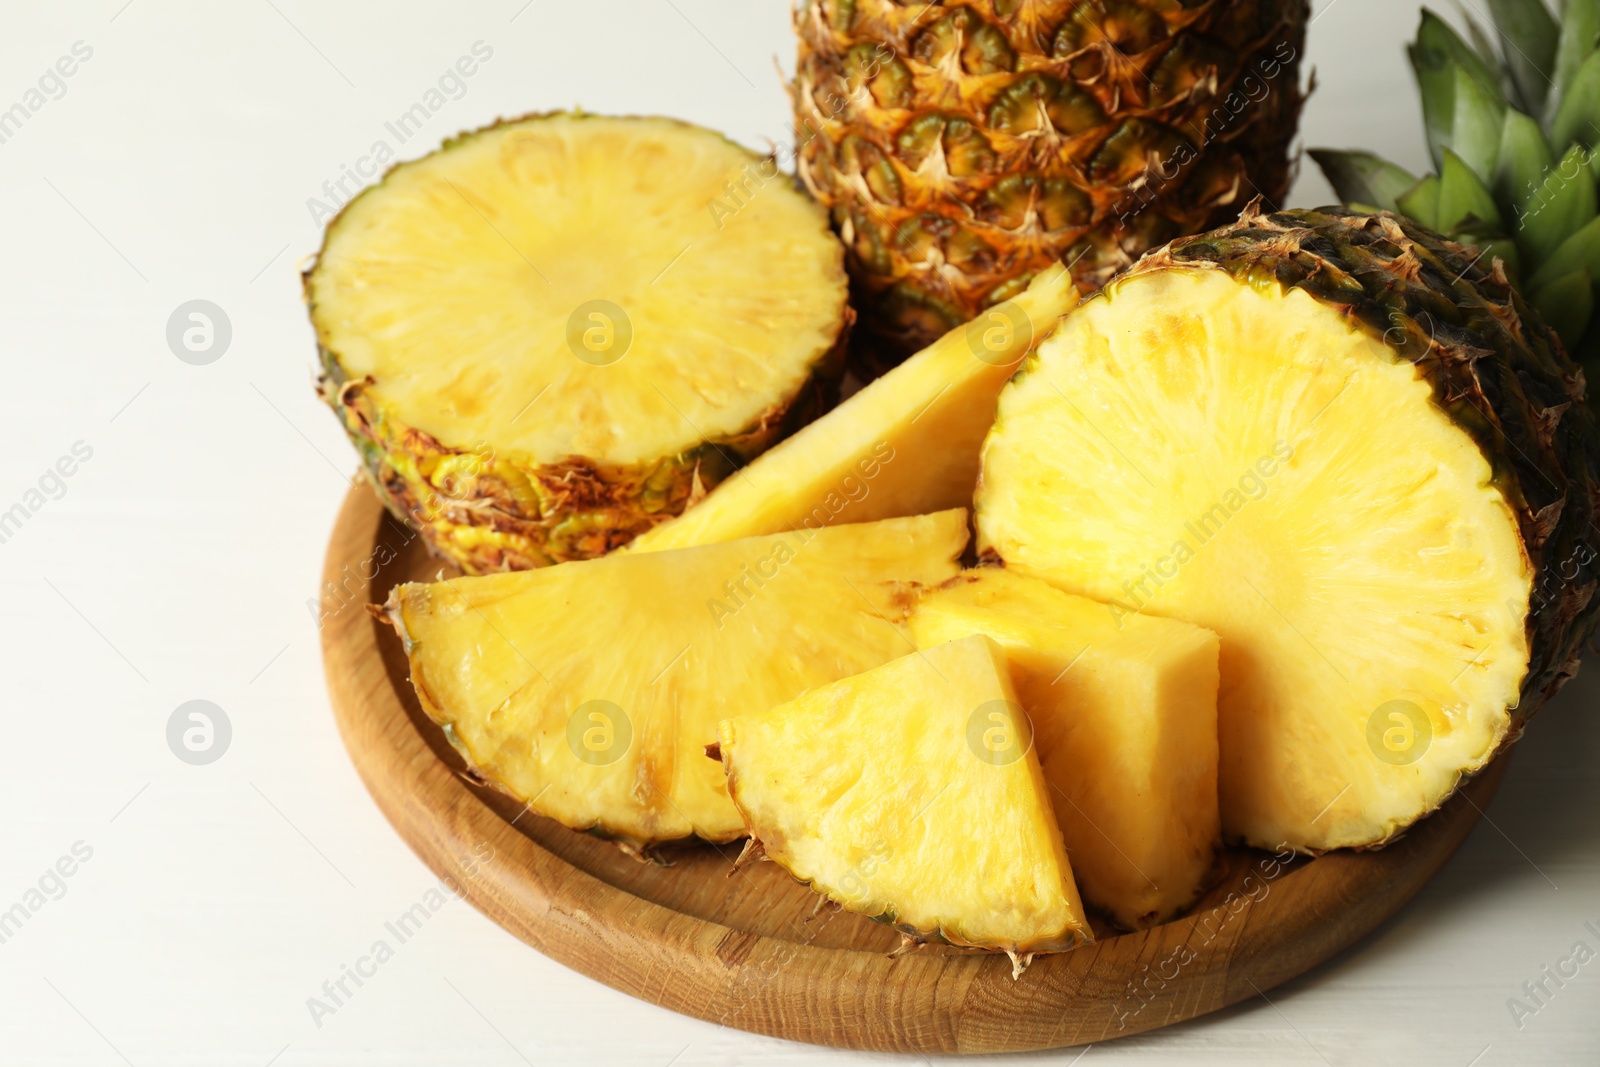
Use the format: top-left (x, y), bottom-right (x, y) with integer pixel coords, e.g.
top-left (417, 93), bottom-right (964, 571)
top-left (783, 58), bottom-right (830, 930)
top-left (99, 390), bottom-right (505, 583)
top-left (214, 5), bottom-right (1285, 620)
top-left (1, 1), bottom-right (1595, 1064)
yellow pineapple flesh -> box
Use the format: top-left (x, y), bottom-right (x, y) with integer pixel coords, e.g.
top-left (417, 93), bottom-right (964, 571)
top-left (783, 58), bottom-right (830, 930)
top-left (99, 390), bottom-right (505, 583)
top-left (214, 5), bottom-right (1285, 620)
top-left (909, 568), bottom-right (1220, 929)
top-left (717, 633), bottom-right (1091, 963)
top-left (977, 261), bottom-right (1536, 851)
top-left (628, 264), bottom-right (1076, 554)
top-left (383, 510), bottom-right (967, 848)
top-left (310, 113), bottom-right (851, 571)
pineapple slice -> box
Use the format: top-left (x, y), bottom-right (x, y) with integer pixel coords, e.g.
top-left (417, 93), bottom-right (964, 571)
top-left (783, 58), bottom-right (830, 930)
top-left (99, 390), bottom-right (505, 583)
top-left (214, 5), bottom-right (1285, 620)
top-left (976, 207), bottom-right (1600, 852)
top-left (716, 633), bottom-right (1092, 964)
top-left (383, 511), bottom-right (967, 848)
top-left (909, 568), bottom-right (1220, 930)
top-left (628, 264), bottom-right (1076, 553)
top-left (309, 113), bottom-right (850, 573)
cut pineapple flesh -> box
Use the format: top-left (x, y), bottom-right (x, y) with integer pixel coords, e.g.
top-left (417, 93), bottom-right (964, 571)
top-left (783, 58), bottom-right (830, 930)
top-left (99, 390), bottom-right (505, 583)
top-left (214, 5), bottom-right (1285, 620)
top-left (628, 264), bottom-right (1077, 553)
top-left (718, 633), bottom-right (1092, 956)
top-left (977, 268), bottom-right (1532, 852)
top-left (309, 113), bottom-right (850, 570)
top-left (314, 114), bottom-right (843, 463)
top-left (385, 510), bottom-right (967, 846)
top-left (910, 568), bottom-right (1220, 929)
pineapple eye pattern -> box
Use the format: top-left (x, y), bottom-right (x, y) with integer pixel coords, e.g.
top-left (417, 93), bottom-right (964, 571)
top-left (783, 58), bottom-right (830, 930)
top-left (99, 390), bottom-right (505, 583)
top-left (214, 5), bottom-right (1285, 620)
top-left (564, 299), bottom-right (632, 366)
top-left (1365, 700), bottom-right (1432, 766)
top-left (167, 700), bottom-right (232, 766)
top-left (966, 699), bottom-right (1034, 766)
top-left (166, 299), bottom-right (232, 366)
top-left (566, 700), bottom-right (631, 766)
top-left (965, 299), bottom-right (1034, 366)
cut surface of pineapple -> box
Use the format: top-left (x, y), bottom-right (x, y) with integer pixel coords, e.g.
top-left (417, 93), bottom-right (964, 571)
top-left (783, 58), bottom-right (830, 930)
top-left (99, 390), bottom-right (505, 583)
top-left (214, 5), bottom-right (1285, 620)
top-left (384, 510), bottom-right (967, 847)
top-left (310, 113), bottom-right (850, 571)
top-left (910, 568), bottom-right (1220, 929)
top-left (718, 633), bottom-right (1091, 957)
top-left (977, 261), bottom-right (1534, 851)
top-left (629, 264), bottom-right (1076, 554)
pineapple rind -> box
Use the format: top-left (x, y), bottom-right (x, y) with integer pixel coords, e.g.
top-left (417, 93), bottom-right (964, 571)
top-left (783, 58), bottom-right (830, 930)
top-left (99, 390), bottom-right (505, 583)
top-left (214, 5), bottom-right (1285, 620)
top-left (794, 0), bottom-right (1310, 366)
top-left (310, 112), bottom-right (850, 574)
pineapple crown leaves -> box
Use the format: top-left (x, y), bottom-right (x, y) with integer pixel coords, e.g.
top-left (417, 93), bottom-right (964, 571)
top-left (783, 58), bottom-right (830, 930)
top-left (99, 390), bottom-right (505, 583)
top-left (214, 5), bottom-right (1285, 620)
top-left (1311, 1), bottom-right (1600, 378)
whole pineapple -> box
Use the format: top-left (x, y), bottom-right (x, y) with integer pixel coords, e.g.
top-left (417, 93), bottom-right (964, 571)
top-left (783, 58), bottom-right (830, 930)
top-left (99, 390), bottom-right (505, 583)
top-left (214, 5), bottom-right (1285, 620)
top-left (1313, 3), bottom-right (1600, 390)
top-left (794, 0), bottom-right (1310, 368)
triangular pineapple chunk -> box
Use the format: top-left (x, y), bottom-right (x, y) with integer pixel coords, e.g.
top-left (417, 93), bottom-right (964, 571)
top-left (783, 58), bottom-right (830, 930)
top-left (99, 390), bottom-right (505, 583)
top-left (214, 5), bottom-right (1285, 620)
top-left (384, 511), bottom-right (967, 848)
top-left (910, 569), bottom-right (1221, 929)
top-left (628, 265), bottom-right (1077, 553)
top-left (717, 634), bottom-right (1092, 958)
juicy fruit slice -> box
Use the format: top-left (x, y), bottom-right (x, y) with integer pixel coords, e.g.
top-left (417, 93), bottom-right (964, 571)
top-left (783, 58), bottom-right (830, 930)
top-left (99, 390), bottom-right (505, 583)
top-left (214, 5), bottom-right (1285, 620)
top-left (909, 568), bottom-right (1220, 930)
top-left (310, 112), bottom-right (850, 573)
top-left (717, 633), bottom-right (1091, 962)
top-left (384, 510), bottom-right (967, 848)
top-left (978, 206), bottom-right (1600, 852)
top-left (629, 264), bottom-right (1076, 554)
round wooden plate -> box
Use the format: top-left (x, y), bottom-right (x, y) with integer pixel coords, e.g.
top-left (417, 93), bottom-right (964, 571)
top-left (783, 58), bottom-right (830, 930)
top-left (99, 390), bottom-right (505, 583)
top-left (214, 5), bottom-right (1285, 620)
top-left (320, 484), bottom-right (1508, 1054)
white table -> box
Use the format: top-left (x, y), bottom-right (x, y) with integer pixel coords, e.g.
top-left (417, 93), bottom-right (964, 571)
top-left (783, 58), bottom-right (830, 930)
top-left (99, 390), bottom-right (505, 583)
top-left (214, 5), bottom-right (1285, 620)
top-left (2, 2), bottom-right (1594, 1063)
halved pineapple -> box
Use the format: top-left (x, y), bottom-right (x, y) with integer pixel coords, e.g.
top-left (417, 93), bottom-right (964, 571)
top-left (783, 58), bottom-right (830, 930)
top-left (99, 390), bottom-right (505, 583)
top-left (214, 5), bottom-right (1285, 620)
top-left (627, 264), bottom-right (1076, 553)
top-left (383, 511), bottom-right (966, 848)
top-left (977, 206), bottom-right (1600, 852)
top-left (716, 633), bottom-right (1092, 966)
top-left (909, 568), bottom-right (1220, 930)
top-left (309, 113), bottom-right (850, 573)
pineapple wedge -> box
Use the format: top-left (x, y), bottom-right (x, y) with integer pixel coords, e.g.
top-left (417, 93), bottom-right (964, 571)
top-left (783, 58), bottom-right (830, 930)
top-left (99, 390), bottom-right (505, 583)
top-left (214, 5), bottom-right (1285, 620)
top-left (717, 633), bottom-right (1092, 965)
top-left (909, 568), bottom-right (1220, 930)
top-left (627, 264), bottom-right (1076, 553)
top-left (383, 510), bottom-right (967, 848)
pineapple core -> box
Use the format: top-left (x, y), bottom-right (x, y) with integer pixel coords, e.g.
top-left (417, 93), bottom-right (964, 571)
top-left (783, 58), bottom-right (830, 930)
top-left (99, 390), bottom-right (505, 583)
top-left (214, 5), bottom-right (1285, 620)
top-left (910, 568), bottom-right (1221, 929)
top-left (719, 633), bottom-right (1092, 959)
top-left (385, 510), bottom-right (967, 847)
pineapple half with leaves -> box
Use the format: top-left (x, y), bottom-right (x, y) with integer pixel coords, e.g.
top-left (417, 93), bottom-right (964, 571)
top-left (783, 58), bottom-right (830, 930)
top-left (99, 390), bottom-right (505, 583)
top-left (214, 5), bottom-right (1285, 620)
top-left (716, 633), bottom-right (1092, 971)
top-left (309, 113), bottom-right (850, 574)
top-left (794, 0), bottom-right (1309, 368)
top-left (976, 204), bottom-right (1600, 853)
top-left (383, 510), bottom-right (966, 849)
top-left (1313, 3), bottom-right (1600, 388)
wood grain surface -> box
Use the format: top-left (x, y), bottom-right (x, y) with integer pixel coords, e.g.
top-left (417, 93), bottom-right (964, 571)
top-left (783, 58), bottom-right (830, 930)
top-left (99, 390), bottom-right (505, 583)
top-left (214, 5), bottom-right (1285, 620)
top-left (319, 484), bottom-right (1508, 1054)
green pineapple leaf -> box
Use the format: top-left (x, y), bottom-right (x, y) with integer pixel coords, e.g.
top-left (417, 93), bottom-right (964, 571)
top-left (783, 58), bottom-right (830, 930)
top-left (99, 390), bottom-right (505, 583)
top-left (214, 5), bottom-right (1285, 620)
top-left (1528, 213), bottom-right (1600, 289)
top-left (1551, 49), bottom-right (1600, 146)
top-left (1551, 0), bottom-right (1600, 122)
top-left (1309, 150), bottom-right (1419, 213)
top-left (1516, 144), bottom-right (1598, 261)
top-left (1450, 63), bottom-right (1508, 177)
top-left (1487, 0), bottom-right (1560, 113)
top-left (1412, 11), bottom-right (1508, 170)
top-left (1531, 268), bottom-right (1594, 349)
top-left (1496, 108), bottom-right (1557, 211)
top-left (1397, 174), bottom-right (1444, 229)
top-left (1438, 147), bottom-right (1505, 230)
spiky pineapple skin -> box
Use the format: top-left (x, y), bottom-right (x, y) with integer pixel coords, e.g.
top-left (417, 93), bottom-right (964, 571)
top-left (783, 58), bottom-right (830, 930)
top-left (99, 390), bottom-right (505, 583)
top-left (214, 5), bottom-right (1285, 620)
top-left (316, 347), bottom-right (838, 574)
top-left (1020, 203), bottom-right (1600, 729)
top-left (794, 0), bottom-right (1309, 368)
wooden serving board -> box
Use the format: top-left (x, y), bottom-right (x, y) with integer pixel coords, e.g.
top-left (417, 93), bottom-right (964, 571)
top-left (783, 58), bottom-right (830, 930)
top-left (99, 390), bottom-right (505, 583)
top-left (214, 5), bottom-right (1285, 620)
top-left (319, 484), bottom-right (1507, 1054)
